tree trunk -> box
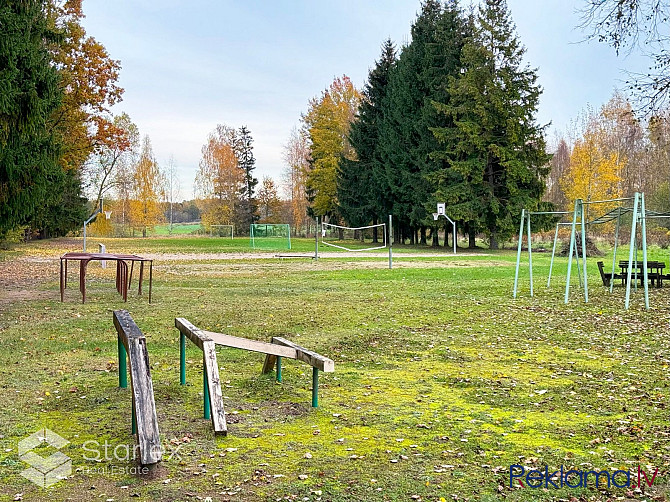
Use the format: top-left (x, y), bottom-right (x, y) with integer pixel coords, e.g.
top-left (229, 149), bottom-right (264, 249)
top-left (431, 226), bottom-right (439, 247)
top-left (468, 223), bottom-right (476, 249)
top-left (372, 216), bottom-right (378, 243)
top-left (420, 226), bottom-right (427, 245)
top-left (444, 221), bottom-right (450, 248)
top-left (489, 230), bottom-right (499, 250)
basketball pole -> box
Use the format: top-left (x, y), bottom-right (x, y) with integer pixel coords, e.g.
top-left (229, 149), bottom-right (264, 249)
top-left (315, 217), bottom-right (319, 260)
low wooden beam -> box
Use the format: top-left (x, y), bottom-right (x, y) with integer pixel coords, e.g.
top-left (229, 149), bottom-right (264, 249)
top-left (113, 310), bottom-right (162, 466)
top-left (270, 337), bottom-right (335, 372)
top-left (202, 330), bottom-right (298, 359)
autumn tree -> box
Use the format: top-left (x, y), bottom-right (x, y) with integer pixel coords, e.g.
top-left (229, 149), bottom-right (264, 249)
top-left (560, 127), bottom-right (624, 219)
top-left (303, 76), bottom-right (361, 221)
top-left (164, 155), bottom-right (181, 235)
top-left (129, 136), bottom-right (164, 237)
top-left (257, 176), bottom-right (282, 223)
top-left (195, 125), bottom-right (245, 230)
top-left (546, 137), bottom-right (570, 208)
top-left (236, 126), bottom-right (258, 229)
top-left (281, 127), bottom-right (310, 234)
top-left (0, 0), bottom-right (63, 238)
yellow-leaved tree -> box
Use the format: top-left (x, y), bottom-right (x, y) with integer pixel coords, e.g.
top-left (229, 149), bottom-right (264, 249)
top-left (560, 127), bottom-right (625, 220)
top-left (129, 136), bottom-right (164, 237)
top-left (195, 125), bottom-right (245, 229)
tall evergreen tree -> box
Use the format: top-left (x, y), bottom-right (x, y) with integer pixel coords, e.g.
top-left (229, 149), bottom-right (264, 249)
top-left (339, 39), bottom-right (396, 232)
top-left (432, 0), bottom-right (550, 248)
top-left (378, 0), bottom-right (467, 244)
top-left (235, 126), bottom-right (258, 231)
top-left (0, 0), bottom-right (63, 238)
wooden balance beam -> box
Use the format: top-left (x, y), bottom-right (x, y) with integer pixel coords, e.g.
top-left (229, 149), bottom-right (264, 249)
top-left (175, 318), bottom-right (335, 431)
top-left (112, 310), bottom-right (162, 466)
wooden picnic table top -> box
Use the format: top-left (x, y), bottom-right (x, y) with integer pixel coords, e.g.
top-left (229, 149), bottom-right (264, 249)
top-left (61, 252), bottom-right (151, 261)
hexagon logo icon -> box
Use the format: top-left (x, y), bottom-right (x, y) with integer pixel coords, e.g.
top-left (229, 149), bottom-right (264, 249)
top-left (18, 428), bottom-right (71, 488)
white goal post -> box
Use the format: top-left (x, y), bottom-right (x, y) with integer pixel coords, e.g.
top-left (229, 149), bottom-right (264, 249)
top-left (210, 224), bottom-right (234, 238)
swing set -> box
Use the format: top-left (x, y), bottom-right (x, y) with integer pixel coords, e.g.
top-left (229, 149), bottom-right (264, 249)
top-left (513, 192), bottom-right (657, 310)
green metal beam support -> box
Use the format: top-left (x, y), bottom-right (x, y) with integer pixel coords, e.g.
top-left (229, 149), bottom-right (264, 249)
top-left (610, 208), bottom-right (621, 293)
top-left (547, 223), bottom-right (560, 287)
top-left (564, 200), bottom-right (580, 304)
top-left (118, 336), bottom-right (127, 389)
top-left (180, 333), bottom-right (186, 385)
top-left (312, 368), bottom-right (319, 408)
top-left (625, 193), bottom-right (640, 309)
top-left (580, 199), bottom-right (588, 302)
top-left (131, 399), bottom-right (137, 435)
top-left (527, 211), bottom-right (533, 297)
top-left (203, 365), bottom-right (211, 420)
top-left (640, 192), bottom-right (649, 310)
top-left (276, 356), bottom-right (282, 382)
top-left (513, 209), bottom-right (525, 298)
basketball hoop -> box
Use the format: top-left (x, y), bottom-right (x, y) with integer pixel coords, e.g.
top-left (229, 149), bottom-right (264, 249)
top-left (433, 213), bottom-right (439, 221)
top-left (104, 210), bottom-right (112, 220)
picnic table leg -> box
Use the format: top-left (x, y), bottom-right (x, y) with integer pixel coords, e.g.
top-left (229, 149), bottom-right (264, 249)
top-left (149, 261), bottom-right (152, 304)
top-left (60, 259), bottom-right (64, 301)
top-left (80, 260), bottom-right (87, 303)
top-left (138, 261), bottom-right (144, 295)
top-left (128, 261), bottom-right (134, 289)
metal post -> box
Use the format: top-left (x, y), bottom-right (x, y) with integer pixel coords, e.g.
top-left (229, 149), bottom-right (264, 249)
top-left (564, 200), bottom-right (580, 304)
top-left (312, 367), bottom-right (319, 408)
top-left (452, 220), bottom-right (456, 254)
top-left (547, 223), bottom-right (560, 287)
top-left (625, 193), bottom-right (640, 309)
top-left (610, 208), bottom-right (621, 293)
top-left (276, 357), bottom-right (282, 382)
top-left (388, 214), bottom-right (393, 270)
top-left (180, 333), bottom-right (186, 385)
top-left (287, 224), bottom-right (291, 250)
top-left (203, 367), bottom-right (211, 420)
top-left (580, 200), bottom-right (588, 303)
top-left (315, 217), bottom-right (319, 260)
top-left (527, 211), bottom-right (533, 297)
top-left (513, 209), bottom-right (525, 298)
top-left (83, 223), bottom-right (87, 253)
top-left (118, 336), bottom-right (127, 389)
top-left (640, 192), bottom-right (649, 310)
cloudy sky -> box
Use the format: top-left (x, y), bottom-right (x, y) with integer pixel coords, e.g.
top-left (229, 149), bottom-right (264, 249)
top-left (80, 0), bottom-right (649, 200)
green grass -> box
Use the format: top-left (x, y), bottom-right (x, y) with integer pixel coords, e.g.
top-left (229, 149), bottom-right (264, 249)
top-left (153, 223), bottom-right (202, 235)
top-left (1, 238), bottom-right (669, 501)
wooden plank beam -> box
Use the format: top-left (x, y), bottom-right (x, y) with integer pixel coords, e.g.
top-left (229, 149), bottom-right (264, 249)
top-left (113, 310), bottom-right (162, 465)
top-left (271, 337), bottom-right (335, 372)
top-left (201, 330), bottom-right (298, 359)
top-left (202, 340), bottom-right (227, 435)
top-left (175, 317), bottom-right (212, 350)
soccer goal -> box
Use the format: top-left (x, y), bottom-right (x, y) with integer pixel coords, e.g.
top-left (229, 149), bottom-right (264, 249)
top-left (210, 224), bottom-right (234, 238)
top-left (250, 224), bottom-right (291, 250)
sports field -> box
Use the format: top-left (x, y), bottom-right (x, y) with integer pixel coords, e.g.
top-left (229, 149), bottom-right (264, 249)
top-left (0, 237), bottom-right (668, 501)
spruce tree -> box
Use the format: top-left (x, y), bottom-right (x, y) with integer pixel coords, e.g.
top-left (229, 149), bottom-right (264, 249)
top-left (236, 126), bottom-right (258, 231)
top-left (339, 39), bottom-right (396, 233)
top-left (432, 0), bottom-right (550, 248)
top-left (0, 0), bottom-right (63, 238)
top-left (378, 0), bottom-right (467, 243)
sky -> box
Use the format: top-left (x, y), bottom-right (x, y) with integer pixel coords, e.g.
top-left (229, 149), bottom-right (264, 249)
top-left (80, 0), bottom-right (650, 201)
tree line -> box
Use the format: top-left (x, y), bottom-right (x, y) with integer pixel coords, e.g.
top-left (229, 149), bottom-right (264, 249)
top-left (282, 0), bottom-right (551, 249)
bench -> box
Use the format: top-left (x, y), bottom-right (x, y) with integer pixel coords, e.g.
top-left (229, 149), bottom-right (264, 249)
top-left (597, 261), bottom-right (623, 287)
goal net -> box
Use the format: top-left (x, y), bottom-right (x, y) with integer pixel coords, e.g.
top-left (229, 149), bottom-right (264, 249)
top-left (320, 222), bottom-right (387, 252)
top-left (210, 224), bottom-right (234, 238)
top-left (250, 224), bottom-right (291, 250)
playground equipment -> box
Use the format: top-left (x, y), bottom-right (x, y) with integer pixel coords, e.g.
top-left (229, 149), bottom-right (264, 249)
top-left (513, 193), bottom-right (651, 310)
top-left (318, 215), bottom-right (394, 269)
top-left (250, 223), bottom-right (291, 250)
top-left (112, 310), bottom-right (162, 466)
top-left (432, 203), bottom-right (457, 254)
top-left (210, 224), bottom-right (234, 238)
top-left (175, 318), bottom-right (334, 432)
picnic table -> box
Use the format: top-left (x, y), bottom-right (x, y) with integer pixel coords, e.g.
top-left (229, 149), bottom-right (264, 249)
top-left (60, 252), bottom-right (153, 303)
top-left (618, 260), bottom-right (666, 288)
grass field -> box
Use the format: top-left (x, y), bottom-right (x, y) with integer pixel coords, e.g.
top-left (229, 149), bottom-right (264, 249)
top-left (1, 237), bottom-right (669, 501)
